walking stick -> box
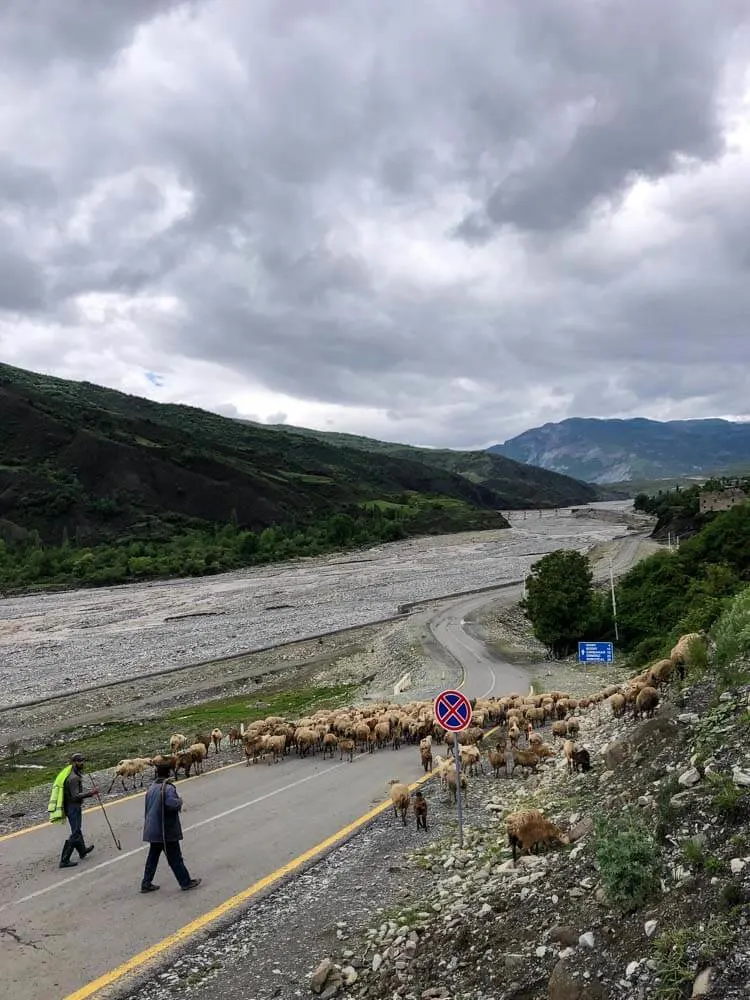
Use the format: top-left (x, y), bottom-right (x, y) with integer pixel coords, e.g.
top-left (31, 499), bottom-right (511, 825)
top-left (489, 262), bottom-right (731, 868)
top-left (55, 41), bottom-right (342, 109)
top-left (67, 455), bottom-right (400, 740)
top-left (89, 779), bottom-right (122, 850)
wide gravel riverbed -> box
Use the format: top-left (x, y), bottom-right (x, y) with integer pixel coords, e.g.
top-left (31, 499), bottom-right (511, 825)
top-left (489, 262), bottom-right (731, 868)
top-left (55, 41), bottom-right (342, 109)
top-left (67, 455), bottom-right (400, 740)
top-left (0, 504), bottom-right (633, 708)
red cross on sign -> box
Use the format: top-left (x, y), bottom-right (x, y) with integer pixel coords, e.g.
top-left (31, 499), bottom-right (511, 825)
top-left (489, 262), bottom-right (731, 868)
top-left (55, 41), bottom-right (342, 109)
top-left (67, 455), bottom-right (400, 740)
top-left (434, 689), bottom-right (472, 732)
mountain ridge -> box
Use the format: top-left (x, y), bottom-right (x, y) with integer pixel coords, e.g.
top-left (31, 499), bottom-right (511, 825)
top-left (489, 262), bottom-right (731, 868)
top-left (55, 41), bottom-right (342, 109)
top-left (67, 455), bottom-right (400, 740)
top-left (0, 363), bottom-right (597, 554)
top-left (490, 416), bottom-right (750, 484)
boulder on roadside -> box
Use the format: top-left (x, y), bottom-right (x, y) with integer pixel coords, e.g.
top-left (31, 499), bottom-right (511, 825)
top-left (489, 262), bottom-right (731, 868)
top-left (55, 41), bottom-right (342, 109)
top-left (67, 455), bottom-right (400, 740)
top-left (601, 715), bottom-right (677, 771)
top-left (548, 960), bottom-right (606, 1000)
top-left (547, 959), bottom-right (606, 1000)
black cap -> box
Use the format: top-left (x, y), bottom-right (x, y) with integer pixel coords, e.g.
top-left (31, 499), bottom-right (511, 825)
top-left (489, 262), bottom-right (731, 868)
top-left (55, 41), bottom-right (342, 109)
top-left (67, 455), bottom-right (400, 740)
top-left (70, 753), bottom-right (85, 763)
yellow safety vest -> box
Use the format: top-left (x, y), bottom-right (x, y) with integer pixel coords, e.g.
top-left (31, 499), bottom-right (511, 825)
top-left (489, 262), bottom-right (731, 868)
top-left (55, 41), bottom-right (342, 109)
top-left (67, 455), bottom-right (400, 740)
top-left (48, 765), bottom-right (73, 823)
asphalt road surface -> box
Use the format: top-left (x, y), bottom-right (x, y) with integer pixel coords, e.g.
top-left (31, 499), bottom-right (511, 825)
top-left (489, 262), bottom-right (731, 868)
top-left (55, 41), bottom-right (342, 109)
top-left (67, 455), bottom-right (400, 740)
top-left (0, 531), bottom-right (650, 1000)
top-left (429, 586), bottom-right (530, 699)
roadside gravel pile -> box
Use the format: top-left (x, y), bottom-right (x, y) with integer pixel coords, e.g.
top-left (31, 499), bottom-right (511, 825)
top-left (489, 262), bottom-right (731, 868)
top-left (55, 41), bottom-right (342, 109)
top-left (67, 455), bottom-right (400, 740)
top-left (303, 680), bottom-right (750, 1000)
top-left (0, 512), bottom-right (631, 707)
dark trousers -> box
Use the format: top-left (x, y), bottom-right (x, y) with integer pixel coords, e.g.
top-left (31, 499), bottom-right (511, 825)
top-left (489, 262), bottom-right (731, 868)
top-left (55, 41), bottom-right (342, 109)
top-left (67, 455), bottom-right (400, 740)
top-left (142, 841), bottom-right (191, 888)
top-left (65, 805), bottom-right (87, 855)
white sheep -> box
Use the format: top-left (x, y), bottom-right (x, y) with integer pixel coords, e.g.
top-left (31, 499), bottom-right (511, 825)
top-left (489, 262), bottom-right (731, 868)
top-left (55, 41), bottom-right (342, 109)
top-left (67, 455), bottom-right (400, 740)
top-left (387, 779), bottom-right (410, 825)
top-left (187, 742), bottom-right (207, 774)
top-left (107, 757), bottom-right (152, 793)
top-left (170, 733), bottom-right (187, 753)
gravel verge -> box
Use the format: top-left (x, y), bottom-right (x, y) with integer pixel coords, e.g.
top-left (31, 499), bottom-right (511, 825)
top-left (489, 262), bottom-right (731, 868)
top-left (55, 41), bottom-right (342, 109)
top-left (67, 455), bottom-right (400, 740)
top-left (117, 780), bottom-right (462, 1000)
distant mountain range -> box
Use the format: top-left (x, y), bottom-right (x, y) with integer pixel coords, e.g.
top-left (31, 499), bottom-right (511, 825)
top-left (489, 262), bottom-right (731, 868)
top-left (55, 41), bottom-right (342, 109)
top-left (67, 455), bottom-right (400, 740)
top-left (490, 417), bottom-right (750, 484)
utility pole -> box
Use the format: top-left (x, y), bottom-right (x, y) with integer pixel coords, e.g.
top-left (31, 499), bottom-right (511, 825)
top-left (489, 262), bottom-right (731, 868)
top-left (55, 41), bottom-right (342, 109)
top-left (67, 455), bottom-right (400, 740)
top-left (609, 557), bottom-right (619, 642)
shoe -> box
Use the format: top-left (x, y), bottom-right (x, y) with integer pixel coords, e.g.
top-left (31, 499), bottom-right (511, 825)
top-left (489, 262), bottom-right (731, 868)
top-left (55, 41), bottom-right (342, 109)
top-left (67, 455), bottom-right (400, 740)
top-left (59, 860), bottom-right (78, 868)
top-left (141, 884), bottom-right (160, 893)
top-left (80, 845), bottom-right (95, 858)
top-left (181, 878), bottom-right (201, 891)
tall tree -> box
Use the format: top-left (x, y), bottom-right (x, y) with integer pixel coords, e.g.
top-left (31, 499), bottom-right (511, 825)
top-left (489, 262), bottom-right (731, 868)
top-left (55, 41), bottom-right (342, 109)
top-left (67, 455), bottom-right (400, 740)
top-left (522, 549), bottom-right (595, 658)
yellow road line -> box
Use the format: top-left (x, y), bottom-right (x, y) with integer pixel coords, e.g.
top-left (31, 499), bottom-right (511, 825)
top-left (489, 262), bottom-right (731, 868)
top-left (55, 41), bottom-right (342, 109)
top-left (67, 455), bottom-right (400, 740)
top-left (61, 770), bottom-right (435, 1000)
top-left (0, 758), bottom-right (246, 844)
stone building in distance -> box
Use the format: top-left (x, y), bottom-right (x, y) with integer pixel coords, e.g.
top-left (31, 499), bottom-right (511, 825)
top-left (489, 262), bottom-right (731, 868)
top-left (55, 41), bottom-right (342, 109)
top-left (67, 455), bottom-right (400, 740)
top-left (699, 487), bottom-right (748, 513)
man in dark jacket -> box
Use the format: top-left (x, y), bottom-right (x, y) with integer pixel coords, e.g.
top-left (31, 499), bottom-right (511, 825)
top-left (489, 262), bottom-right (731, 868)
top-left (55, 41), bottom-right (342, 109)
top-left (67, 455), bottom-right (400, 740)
top-left (60, 753), bottom-right (97, 868)
top-left (141, 763), bottom-right (201, 893)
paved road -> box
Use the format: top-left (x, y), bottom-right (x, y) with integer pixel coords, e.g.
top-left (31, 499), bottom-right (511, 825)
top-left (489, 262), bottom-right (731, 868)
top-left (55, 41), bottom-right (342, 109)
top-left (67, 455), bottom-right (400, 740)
top-left (427, 530), bottom-right (656, 700)
top-left (0, 530), bottom-right (651, 1000)
top-left (429, 587), bottom-right (530, 698)
top-left (0, 749), bottom-right (429, 1000)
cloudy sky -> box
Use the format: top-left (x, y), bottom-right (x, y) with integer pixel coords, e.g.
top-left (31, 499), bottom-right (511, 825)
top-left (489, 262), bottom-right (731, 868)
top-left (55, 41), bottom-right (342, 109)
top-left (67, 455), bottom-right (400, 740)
top-left (1, 1), bottom-right (750, 449)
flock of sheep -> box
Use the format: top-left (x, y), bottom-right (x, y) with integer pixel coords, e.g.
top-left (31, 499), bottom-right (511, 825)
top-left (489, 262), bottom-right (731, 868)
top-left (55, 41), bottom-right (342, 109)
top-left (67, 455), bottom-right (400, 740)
top-left (108, 630), bottom-right (705, 864)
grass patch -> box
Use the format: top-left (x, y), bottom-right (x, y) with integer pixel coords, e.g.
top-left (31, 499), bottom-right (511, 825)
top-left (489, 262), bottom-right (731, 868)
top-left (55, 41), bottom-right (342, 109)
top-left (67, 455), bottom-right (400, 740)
top-left (707, 771), bottom-right (750, 820)
top-left (653, 916), bottom-right (735, 1000)
top-left (0, 683), bottom-right (358, 796)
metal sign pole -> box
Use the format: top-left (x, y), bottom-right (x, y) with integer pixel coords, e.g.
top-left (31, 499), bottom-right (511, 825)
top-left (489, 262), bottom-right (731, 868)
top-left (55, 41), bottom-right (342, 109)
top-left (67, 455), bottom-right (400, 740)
top-left (452, 737), bottom-right (464, 848)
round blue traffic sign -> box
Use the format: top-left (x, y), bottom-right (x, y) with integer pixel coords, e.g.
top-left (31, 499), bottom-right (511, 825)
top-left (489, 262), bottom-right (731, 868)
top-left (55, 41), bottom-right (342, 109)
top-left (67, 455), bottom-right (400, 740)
top-left (433, 688), bottom-right (473, 732)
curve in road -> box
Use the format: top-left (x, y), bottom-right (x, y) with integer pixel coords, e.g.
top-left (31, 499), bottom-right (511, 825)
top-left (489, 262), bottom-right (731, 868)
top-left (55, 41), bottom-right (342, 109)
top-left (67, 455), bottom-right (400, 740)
top-left (1, 532), bottom-right (651, 1000)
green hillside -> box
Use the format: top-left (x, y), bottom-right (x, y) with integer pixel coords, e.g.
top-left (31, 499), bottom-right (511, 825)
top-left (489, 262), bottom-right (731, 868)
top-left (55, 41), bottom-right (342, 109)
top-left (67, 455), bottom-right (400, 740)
top-left (267, 424), bottom-right (600, 508)
top-left (0, 363), bottom-right (590, 592)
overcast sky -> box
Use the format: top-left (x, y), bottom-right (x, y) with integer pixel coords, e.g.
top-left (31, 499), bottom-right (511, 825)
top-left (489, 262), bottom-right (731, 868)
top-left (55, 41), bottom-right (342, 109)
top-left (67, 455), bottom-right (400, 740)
top-left (1, 1), bottom-right (750, 449)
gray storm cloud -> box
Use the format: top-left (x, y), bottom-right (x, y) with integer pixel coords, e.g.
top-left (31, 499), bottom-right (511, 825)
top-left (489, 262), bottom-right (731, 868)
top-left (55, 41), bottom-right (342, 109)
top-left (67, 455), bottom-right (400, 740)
top-left (0, 0), bottom-right (749, 448)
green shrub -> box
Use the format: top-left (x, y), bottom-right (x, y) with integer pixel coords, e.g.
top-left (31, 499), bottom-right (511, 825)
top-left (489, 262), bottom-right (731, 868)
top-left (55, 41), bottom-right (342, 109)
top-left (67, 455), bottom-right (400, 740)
top-left (594, 812), bottom-right (661, 912)
top-left (711, 585), bottom-right (750, 690)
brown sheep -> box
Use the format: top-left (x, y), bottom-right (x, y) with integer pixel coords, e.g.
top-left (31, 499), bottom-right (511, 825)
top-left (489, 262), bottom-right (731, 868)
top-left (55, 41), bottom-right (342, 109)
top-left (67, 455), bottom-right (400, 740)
top-left (265, 734), bottom-right (286, 764)
top-left (571, 747), bottom-right (591, 773)
top-left (670, 632), bottom-right (707, 680)
top-left (446, 769), bottom-right (467, 804)
top-left (635, 685), bottom-right (660, 720)
top-left (506, 808), bottom-right (569, 863)
top-left (338, 738), bottom-right (355, 762)
top-left (551, 720), bottom-right (568, 739)
top-left (210, 728), bottom-right (223, 753)
top-left (420, 745), bottom-right (433, 772)
top-left (647, 659), bottom-right (674, 687)
top-left (487, 747), bottom-right (506, 777)
top-left (511, 748), bottom-right (539, 772)
top-left (609, 693), bottom-right (626, 718)
top-left (322, 733), bottom-right (338, 758)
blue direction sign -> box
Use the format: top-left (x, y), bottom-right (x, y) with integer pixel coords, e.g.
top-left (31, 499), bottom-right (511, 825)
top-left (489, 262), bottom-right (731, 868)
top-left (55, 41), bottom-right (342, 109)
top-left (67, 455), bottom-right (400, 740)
top-left (434, 689), bottom-right (473, 732)
top-left (578, 641), bottom-right (614, 664)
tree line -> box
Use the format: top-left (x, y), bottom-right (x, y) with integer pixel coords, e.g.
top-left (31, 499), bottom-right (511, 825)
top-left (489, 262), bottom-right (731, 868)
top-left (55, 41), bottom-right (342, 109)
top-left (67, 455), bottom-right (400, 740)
top-left (522, 502), bottom-right (750, 665)
top-left (0, 494), bottom-right (502, 594)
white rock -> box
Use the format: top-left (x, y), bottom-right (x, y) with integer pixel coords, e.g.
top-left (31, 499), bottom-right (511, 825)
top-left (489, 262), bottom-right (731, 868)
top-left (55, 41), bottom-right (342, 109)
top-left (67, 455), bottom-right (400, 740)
top-left (730, 858), bottom-right (746, 875)
top-left (691, 966), bottom-right (715, 996)
top-left (677, 713), bottom-right (700, 724)
top-left (626, 961), bottom-right (640, 979)
top-left (559, 947), bottom-right (575, 959)
top-left (678, 768), bottom-right (701, 788)
top-left (535, 945), bottom-right (547, 957)
top-left (644, 920), bottom-right (658, 938)
top-left (579, 932), bottom-right (595, 949)
top-left (371, 953), bottom-right (383, 973)
top-left (342, 967), bottom-right (358, 986)
top-left (732, 766), bottom-right (750, 787)
top-left (478, 903), bottom-right (493, 918)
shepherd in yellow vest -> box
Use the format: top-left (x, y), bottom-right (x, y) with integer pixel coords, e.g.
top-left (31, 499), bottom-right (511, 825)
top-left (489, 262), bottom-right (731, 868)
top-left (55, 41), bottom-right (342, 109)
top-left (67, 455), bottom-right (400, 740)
top-left (49, 753), bottom-right (98, 868)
